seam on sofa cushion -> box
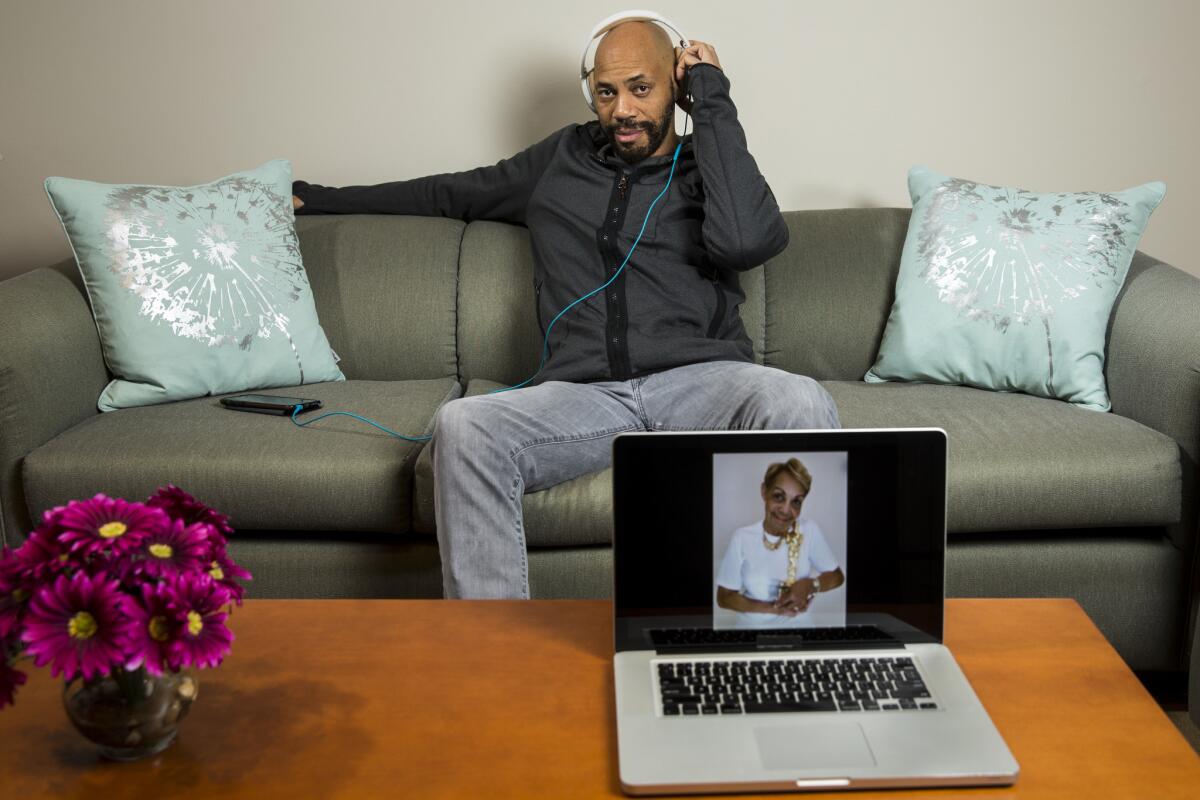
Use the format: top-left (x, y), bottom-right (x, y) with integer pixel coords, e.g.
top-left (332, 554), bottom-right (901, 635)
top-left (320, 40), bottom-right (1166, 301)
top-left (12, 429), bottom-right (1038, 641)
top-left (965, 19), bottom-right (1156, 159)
top-left (454, 221), bottom-right (468, 386)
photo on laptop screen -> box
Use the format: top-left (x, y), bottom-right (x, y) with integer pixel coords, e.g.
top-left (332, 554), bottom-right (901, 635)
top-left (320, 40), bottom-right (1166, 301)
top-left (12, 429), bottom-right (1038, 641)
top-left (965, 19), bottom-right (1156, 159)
top-left (712, 451), bottom-right (848, 630)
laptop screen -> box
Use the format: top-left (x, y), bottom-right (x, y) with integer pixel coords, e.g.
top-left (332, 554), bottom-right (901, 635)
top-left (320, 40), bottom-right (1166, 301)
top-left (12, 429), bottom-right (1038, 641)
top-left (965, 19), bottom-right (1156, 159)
top-left (613, 429), bottom-right (946, 653)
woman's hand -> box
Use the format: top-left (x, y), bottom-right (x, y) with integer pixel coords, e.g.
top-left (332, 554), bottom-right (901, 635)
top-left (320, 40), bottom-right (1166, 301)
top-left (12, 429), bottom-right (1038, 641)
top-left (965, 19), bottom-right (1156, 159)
top-left (774, 578), bottom-right (820, 613)
top-left (717, 586), bottom-right (782, 614)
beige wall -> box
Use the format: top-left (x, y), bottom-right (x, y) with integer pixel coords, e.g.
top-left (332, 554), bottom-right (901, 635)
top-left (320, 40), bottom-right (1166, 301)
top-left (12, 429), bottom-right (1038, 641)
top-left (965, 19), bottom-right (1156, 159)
top-left (1, 0), bottom-right (1196, 281)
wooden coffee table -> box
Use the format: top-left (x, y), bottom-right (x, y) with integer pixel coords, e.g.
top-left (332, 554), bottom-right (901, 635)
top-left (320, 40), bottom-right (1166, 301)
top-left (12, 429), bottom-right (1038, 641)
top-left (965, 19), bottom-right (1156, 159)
top-left (1, 598), bottom-right (1197, 798)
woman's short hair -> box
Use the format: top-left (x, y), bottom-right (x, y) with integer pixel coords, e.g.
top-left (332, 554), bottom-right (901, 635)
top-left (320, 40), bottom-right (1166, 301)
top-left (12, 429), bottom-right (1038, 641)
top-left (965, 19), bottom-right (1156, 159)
top-left (763, 458), bottom-right (812, 496)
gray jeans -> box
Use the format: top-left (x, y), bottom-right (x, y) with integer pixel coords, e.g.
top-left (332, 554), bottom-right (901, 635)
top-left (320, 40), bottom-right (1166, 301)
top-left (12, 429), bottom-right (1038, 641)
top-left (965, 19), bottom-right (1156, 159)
top-left (430, 360), bottom-right (840, 598)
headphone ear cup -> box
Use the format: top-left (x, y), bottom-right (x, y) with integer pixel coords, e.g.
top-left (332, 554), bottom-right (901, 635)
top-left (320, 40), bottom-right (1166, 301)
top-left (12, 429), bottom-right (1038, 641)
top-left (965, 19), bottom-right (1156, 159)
top-left (582, 72), bottom-right (597, 113)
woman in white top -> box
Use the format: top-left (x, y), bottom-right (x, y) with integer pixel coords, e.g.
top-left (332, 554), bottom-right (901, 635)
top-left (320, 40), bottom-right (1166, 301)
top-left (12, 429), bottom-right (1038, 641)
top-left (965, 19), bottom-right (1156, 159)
top-left (716, 458), bottom-right (845, 628)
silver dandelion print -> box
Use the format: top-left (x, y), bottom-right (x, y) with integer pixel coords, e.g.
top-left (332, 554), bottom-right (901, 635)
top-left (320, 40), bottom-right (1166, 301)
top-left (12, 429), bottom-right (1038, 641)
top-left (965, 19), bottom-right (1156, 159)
top-left (916, 178), bottom-right (1134, 395)
top-left (102, 177), bottom-right (309, 382)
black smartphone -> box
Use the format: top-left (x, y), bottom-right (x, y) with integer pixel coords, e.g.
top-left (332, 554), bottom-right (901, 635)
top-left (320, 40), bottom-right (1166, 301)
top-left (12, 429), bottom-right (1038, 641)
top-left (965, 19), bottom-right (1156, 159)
top-left (220, 394), bottom-right (322, 415)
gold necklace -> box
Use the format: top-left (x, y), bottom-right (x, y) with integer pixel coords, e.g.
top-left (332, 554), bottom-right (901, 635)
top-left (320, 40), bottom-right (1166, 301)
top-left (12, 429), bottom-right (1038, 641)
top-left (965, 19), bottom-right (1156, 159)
top-left (762, 528), bottom-right (786, 550)
top-left (762, 521), bottom-right (801, 550)
top-left (763, 522), bottom-right (805, 597)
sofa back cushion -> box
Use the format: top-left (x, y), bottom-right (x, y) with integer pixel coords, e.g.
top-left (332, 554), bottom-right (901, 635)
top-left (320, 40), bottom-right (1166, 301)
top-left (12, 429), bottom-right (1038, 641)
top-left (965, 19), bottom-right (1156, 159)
top-left (295, 216), bottom-right (461, 382)
top-left (457, 221), bottom-right (542, 387)
top-left (295, 209), bottom-right (910, 386)
top-left (763, 208), bottom-right (910, 381)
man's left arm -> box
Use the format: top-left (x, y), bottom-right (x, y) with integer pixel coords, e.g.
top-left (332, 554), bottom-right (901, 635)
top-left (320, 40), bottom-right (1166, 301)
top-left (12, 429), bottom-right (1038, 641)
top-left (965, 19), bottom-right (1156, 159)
top-left (683, 51), bottom-right (790, 272)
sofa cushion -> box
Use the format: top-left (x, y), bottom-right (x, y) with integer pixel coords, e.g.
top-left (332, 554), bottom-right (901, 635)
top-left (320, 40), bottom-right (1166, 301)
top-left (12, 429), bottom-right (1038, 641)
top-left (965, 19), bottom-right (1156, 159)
top-left (824, 381), bottom-right (1181, 532)
top-left (763, 208), bottom-right (911, 382)
top-left (23, 379), bottom-right (460, 534)
top-left (295, 215), bottom-right (462, 383)
top-left (415, 378), bottom-right (1180, 543)
top-left (455, 221), bottom-right (542, 388)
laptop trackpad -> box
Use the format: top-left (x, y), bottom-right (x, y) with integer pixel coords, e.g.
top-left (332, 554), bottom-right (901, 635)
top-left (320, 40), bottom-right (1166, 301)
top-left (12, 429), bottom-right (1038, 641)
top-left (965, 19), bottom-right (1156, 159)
top-left (754, 723), bottom-right (876, 771)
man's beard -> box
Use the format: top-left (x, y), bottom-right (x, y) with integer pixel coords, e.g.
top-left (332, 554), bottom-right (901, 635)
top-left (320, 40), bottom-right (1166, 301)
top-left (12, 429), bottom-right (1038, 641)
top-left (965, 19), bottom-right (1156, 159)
top-left (604, 99), bottom-right (675, 164)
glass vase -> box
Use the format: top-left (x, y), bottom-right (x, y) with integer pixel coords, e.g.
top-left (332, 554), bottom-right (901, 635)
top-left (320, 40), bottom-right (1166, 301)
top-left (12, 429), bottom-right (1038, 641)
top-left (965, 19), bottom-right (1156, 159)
top-left (62, 667), bottom-right (197, 761)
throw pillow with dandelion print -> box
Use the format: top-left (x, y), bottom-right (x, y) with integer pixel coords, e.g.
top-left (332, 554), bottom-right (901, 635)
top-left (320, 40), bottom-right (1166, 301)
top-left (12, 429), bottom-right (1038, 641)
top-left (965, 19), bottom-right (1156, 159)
top-left (866, 166), bottom-right (1164, 410)
top-left (45, 160), bottom-right (344, 412)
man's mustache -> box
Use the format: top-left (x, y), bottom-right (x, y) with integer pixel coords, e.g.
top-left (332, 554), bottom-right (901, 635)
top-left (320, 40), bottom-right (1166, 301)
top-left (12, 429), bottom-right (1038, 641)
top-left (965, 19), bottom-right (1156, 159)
top-left (608, 120), bottom-right (654, 133)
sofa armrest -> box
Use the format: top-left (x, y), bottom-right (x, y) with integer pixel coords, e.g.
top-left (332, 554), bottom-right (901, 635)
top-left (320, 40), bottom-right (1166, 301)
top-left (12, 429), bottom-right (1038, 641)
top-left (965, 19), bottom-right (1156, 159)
top-left (1107, 252), bottom-right (1200, 534)
top-left (1107, 252), bottom-right (1200, 676)
top-left (0, 266), bottom-right (109, 546)
top-left (1192, 593), bottom-right (1200, 726)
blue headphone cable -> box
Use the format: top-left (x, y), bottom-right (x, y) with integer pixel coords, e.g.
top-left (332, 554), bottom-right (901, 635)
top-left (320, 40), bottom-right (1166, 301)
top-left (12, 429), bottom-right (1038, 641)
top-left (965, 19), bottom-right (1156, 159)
top-left (294, 125), bottom-right (689, 442)
top-left (290, 403), bottom-right (433, 441)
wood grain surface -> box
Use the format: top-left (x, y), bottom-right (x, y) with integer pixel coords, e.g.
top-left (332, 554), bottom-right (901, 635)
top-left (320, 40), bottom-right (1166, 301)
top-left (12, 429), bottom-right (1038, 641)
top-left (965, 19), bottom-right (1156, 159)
top-left (0, 598), bottom-right (1196, 798)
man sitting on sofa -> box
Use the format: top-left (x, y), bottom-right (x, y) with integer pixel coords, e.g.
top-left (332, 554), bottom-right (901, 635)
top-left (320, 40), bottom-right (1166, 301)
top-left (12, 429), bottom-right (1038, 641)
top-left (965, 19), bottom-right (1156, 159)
top-left (292, 16), bottom-right (839, 599)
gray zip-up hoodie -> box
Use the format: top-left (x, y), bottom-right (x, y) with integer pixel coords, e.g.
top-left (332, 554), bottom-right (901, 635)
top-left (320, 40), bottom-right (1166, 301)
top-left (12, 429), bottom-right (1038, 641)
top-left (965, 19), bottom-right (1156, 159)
top-left (293, 64), bottom-right (788, 384)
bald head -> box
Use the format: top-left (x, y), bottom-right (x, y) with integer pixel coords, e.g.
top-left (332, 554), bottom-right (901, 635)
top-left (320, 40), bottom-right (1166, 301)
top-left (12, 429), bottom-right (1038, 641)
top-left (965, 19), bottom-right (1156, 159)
top-left (594, 20), bottom-right (676, 77)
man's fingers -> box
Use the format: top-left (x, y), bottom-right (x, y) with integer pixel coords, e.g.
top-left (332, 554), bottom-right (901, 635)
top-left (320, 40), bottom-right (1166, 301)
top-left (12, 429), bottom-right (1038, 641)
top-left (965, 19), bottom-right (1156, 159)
top-left (675, 47), bottom-right (691, 69)
top-left (678, 42), bottom-right (721, 73)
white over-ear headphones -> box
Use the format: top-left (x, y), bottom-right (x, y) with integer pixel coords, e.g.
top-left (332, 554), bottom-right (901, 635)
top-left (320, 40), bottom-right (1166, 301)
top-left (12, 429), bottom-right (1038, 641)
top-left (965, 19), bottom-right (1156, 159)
top-left (580, 9), bottom-right (690, 113)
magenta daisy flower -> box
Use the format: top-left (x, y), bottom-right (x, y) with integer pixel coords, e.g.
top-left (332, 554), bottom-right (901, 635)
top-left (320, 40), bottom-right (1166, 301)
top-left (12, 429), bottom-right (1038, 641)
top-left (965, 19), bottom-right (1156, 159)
top-left (20, 572), bottom-right (131, 681)
top-left (0, 554), bottom-right (32, 640)
top-left (123, 583), bottom-right (181, 677)
top-left (0, 648), bottom-right (26, 710)
top-left (166, 573), bottom-right (233, 671)
top-left (133, 519), bottom-right (211, 580)
top-left (12, 524), bottom-right (71, 584)
top-left (58, 494), bottom-right (167, 559)
top-left (33, 504), bottom-right (68, 539)
top-left (147, 485), bottom-right (234, 538)
top-left (204, 549), bottom-right (252, 604)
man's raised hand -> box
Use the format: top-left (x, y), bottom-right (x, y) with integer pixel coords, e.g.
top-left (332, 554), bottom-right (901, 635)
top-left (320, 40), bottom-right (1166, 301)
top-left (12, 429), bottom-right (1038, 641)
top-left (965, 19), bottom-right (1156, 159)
top-left (673, 41), bottom-right (721, 112)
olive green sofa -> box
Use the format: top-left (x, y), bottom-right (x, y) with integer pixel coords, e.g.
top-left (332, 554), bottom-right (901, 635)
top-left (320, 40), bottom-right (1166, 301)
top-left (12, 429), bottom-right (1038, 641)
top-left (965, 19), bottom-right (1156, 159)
top-left (1, 210), bottom-right (1197, 700)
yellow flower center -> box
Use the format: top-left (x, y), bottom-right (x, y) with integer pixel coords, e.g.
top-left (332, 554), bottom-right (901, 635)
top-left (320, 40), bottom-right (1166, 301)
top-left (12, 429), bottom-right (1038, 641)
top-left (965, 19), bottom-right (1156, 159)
top-left (186, 610), bottom-right (203, 636)
top-left (148, 543), bottom-right (174, 559)
top-left (209, 561), bottom-right (225, 581)
top-left (69, 611), bottom-right (98, 640)
top-left (98, 521), bottom-right (128, 539)
top-left (12, 588), bottom-right (29, 603)
top-left (148, 615), bottom-right (171, 642)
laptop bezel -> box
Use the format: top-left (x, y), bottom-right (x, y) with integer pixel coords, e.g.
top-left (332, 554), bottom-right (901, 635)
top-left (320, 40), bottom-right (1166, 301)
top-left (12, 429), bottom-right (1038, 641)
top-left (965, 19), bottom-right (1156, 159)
top-left (612, 428), bottom-right (948, 654)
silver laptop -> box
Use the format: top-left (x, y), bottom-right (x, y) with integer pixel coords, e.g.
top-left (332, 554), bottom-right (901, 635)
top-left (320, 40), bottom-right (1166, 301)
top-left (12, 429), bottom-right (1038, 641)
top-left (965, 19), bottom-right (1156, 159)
top-left (611, 429), bottom-right (1018, 794)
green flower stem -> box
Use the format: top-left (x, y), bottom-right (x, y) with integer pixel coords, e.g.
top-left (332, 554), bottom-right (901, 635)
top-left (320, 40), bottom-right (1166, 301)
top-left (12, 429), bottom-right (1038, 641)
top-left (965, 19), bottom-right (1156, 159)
top-left (111, 666), bottom-right (148, 706)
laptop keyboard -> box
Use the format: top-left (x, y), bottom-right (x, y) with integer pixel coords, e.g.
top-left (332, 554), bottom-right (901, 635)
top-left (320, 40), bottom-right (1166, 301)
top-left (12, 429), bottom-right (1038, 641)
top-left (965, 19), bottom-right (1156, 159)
top-left (656, 655), bottom-right (937, 716)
